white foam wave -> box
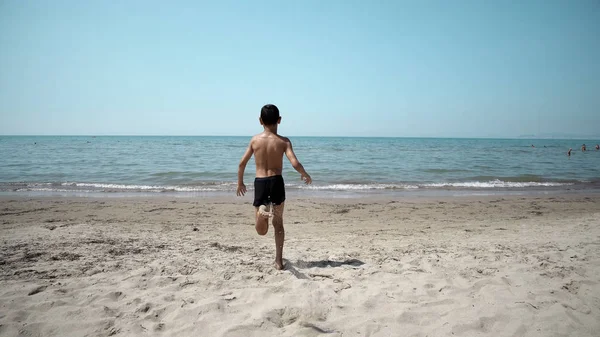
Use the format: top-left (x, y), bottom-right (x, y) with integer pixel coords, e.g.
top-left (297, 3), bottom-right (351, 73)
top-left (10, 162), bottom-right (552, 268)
top-left (289, 180), bottom-right (572, 190)
top-left (16, 188), bottom-right (95, 193)
top-left (422, 180), bottom-right (572, 188)
top-left (59, 182), bottom-right (230, 192)
top-left (290, 183), bottom-right (419, 190)
top-left (62, 182), bottom-right (163, 190)
top-left (4, 179), bottom-right (576, 194)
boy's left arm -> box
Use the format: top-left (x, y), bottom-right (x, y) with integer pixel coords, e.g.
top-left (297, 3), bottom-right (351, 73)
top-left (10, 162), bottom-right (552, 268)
top-left (236, 141), bottom-right (254, 196)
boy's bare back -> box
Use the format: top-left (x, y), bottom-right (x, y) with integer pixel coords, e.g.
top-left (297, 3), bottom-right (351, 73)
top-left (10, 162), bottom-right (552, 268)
top-left (236, 105), bottom-right (311, 198)
top-left (251, 132), bottom-right (292, 178)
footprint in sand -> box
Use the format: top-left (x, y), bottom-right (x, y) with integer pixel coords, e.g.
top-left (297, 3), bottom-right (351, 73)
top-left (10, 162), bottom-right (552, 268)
top-left (146, 306), bottom-right (167, 321)
top-left (451, 314), bottom-right (510, 334)
top-left (27, 285), bottom-right (47, 296)
top-left (136, 303), bottom-right (152, 314)
top-left (264, 307), bottom-right (301, 328)
top-left (105, 291), bottom-right (124, 301)
top-left (154, 323), bottom-right (165, 331)
top-left (396, 311), bottom-right (440, 326)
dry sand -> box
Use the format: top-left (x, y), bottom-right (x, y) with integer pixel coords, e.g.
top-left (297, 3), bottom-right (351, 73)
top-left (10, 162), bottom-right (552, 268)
top-left (1, 194), bottom-right (599, 337)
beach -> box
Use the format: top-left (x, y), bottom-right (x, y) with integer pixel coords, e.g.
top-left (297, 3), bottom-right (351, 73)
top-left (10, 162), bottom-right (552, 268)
top-left (1, 194), bottom-right (599, 336)
top-left (3, 0), bottom-right (600, 335)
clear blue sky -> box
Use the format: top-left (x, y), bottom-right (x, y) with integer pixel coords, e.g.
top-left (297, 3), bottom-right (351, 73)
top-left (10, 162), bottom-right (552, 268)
top-left (1, 1), bottom-right (599, 137)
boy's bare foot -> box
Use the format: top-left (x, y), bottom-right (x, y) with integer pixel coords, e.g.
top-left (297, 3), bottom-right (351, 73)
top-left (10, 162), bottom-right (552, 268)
top-left (274, 260), bottom-right (285, 270)
top-left (258, 204), bottom-right (272, 218)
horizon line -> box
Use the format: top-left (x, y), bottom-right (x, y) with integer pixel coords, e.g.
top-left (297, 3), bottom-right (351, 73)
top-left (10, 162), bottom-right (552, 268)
top-left (1, 134), bottom-right (599, 140)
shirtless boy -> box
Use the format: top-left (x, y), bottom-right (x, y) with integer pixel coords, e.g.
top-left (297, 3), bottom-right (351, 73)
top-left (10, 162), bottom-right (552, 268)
top-left (236, 104), bottom-right (312, 270)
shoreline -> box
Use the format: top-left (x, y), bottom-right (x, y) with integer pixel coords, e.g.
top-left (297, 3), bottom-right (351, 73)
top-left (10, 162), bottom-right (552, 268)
top-left (2, 184), bottom-right (600, 200)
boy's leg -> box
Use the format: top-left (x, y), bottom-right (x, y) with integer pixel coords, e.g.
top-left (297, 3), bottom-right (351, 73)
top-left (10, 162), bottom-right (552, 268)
top-left (255, 207), bottom-right (269, 235)
top-left (253, 178), bottom-right (269, 235)
top-left (272, 202), bottom-right (285, 270)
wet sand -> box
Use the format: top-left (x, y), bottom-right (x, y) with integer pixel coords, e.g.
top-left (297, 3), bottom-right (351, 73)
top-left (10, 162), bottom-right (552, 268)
top-left (1, 194), bottom-right (599, 336)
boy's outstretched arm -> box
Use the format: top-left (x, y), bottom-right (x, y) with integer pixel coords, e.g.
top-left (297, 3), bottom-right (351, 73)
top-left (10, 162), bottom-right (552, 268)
top-left (285, 139), bottom-right (312, 184)
top-left (237, 141), bottom-right (254, 196)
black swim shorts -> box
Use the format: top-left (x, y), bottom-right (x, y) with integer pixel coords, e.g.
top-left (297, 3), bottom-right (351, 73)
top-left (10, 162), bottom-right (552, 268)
top-left (253, 175), bottom-right (286, 207)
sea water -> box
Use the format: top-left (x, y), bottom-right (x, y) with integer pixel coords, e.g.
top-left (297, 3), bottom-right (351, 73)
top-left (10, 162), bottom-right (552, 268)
top-left (1, 136), bottom-right (598, 197)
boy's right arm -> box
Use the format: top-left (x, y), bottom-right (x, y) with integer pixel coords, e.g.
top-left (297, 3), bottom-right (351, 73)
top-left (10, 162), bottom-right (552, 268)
top-left (284, 139), bottom-right (312, 184)
top-left (236, 140), bottom-right (254, 196)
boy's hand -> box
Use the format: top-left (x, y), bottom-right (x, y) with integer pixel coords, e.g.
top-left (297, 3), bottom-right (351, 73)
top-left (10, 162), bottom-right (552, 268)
top-left (236, 183), bottom-right (247, 196)
top-left (301, 174), bottom-right (312, 185)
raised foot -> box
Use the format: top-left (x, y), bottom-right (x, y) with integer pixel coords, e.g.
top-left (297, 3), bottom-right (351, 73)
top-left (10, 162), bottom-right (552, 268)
top-left (258, 204), bottom-right (272, 218)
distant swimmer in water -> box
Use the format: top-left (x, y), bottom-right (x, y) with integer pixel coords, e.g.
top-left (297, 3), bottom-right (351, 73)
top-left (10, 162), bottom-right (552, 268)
top-left (568, 148), bottom-right (572, 157)
top-left (581, 144), bottom-right (586, 151)
top-left (596, 144), bottom-right (599, 150)
top-left (531, 144), bottom-right (535, 148)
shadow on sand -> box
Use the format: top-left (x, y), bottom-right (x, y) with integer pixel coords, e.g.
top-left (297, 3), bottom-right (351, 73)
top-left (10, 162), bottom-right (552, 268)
top-left (285, 259), bottom-right (365, 279)
top-left (294, 259), bottom-right (365, 268)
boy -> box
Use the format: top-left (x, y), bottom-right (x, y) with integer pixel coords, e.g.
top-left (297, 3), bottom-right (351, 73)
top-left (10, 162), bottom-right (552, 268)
top-left (236, 104), bottom-right (312, 270)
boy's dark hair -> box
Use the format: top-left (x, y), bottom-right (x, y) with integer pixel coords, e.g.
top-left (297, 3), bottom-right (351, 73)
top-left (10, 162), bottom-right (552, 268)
top-left (260, 104), bottom-right (280, 125)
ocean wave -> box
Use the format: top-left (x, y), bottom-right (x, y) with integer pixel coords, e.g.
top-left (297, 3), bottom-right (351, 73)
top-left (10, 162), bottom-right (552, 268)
top-left (289, 180), bottom-right (574, 190)
top-left (0, 179), bottom-right (581, 194)
top-left (61, 182), bottom-right (235, 192)
top-left (3, 182), bottom-right (235, 193)
top-left (16, 188), bottom-right (98, 193)
top-left (462, 175), bottom-right (577, 183)
top-left (292, 183), bottom-right (420, 190)
top-left (422, 180), bottom-right (572, 188)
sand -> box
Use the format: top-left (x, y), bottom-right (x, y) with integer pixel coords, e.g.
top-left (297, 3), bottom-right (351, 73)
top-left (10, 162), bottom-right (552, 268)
top-left (1, 194), bottom-right (599, 337)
